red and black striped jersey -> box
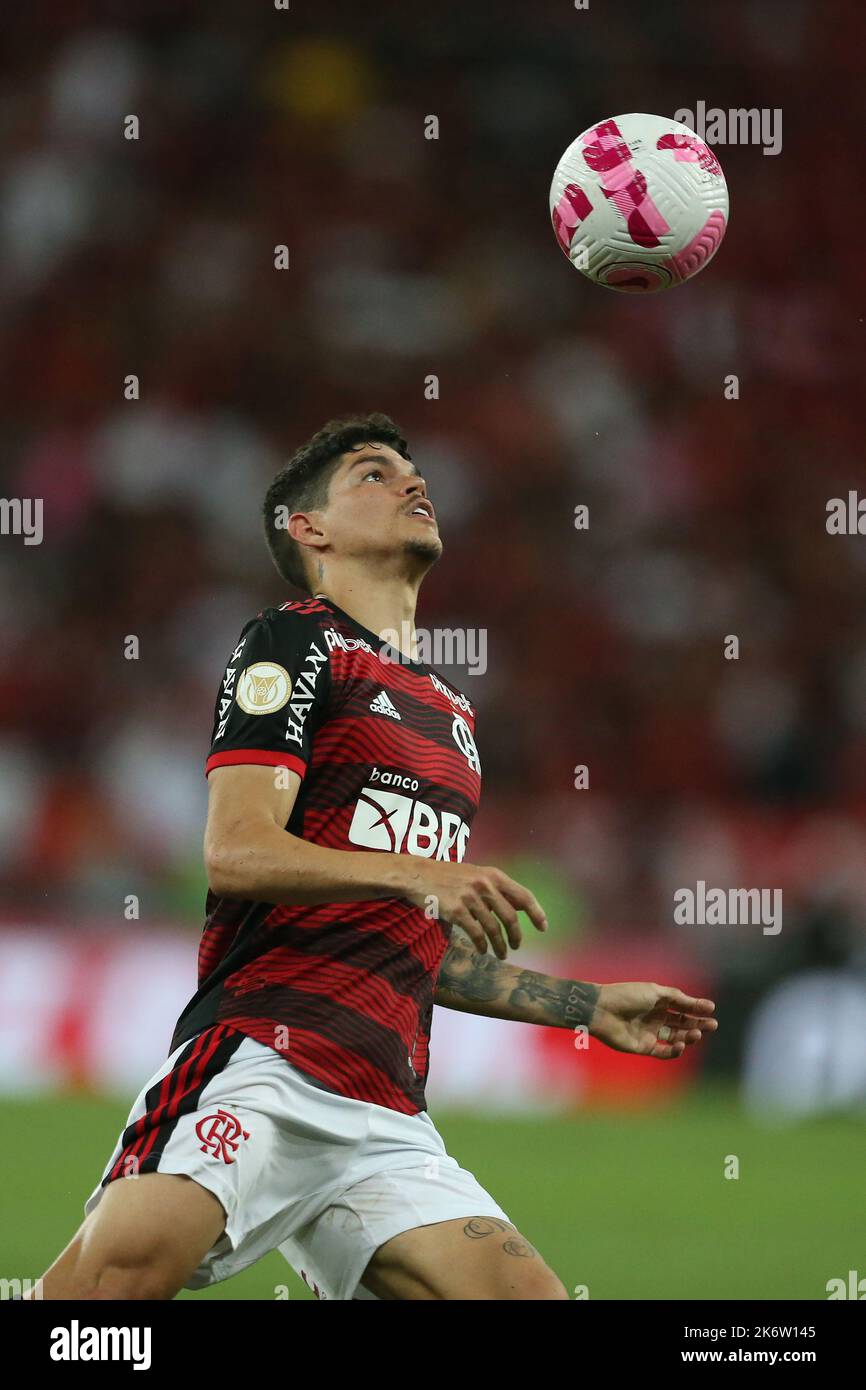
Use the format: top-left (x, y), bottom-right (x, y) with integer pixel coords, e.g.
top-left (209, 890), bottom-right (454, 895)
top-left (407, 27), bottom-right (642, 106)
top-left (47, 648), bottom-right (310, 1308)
top-left (170, 595), bottom-right (482, 1114)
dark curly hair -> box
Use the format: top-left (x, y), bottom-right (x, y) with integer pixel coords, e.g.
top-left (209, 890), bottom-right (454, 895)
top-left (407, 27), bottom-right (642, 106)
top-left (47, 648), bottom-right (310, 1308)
top-left (263, 413), bottom-right (411, 593)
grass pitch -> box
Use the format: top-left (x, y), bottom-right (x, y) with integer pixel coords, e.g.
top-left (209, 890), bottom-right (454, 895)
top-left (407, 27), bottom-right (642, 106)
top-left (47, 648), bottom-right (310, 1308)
top-left (2, 1088), bottom-right (861, 1300)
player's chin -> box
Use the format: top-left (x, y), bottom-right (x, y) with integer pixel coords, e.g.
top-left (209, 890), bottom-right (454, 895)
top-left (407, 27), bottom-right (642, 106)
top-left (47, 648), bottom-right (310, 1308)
top-left (403, 533), bottom-right (443, 563)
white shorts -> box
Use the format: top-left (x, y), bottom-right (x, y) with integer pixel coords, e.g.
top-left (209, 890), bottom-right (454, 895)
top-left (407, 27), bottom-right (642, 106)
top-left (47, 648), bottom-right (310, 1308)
top-left (84, 1024), bottom-right (511, 1300)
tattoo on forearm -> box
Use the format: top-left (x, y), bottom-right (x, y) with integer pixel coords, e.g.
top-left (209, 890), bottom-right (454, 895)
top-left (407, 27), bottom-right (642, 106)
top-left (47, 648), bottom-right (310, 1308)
top-left (509, 971), bottom-right (599, 1027)
top-left (436, 942), bottom-right (503, 1005)
top-left (435, 933), bottom-right (600, 1029)
top-left (562, 979), bottom-right (601, 1027)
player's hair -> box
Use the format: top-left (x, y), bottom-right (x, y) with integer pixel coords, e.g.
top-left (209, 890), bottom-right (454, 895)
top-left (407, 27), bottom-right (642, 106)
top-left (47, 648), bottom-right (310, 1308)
top-left (263, 412), bottom-right (411, 593)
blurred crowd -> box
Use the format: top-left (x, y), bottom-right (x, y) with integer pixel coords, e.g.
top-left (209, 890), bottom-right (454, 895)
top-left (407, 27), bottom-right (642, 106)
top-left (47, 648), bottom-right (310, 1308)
top-left (1, 0), bottom-right (866, 1029)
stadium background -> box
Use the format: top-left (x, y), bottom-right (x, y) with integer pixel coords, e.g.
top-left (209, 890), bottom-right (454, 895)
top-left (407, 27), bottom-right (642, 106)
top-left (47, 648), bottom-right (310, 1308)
top-left (1, 0), bottom-right (864, 1299)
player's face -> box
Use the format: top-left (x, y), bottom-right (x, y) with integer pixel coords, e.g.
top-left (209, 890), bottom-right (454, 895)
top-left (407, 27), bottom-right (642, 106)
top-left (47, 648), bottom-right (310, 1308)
top-left (321, 441), bottom-right (442, 566)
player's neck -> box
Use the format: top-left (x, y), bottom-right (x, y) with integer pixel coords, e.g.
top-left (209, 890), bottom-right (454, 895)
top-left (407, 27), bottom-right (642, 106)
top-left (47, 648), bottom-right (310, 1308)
top-left (312, 576), bottom-right (422, 662)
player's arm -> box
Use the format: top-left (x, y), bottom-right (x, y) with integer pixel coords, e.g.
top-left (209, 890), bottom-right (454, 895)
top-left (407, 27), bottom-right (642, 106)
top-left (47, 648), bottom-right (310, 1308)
top-left (204, 611), bottom-right (429, 909)
top-left (205, 613), bottom-right (547, 954)
top-left (205, 762), bottom-right (425, 905)
top-left (205, 764), bottom-right (548, 957)
top-left (433, 927), bottom-right (599, 1026)
top-left (433, 926), bottom-right (718, 1060)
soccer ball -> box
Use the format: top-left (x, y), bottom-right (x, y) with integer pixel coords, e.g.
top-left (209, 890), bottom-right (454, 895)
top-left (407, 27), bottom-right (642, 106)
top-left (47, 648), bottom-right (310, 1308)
top-left (550, 112), bottom-right (729, 292)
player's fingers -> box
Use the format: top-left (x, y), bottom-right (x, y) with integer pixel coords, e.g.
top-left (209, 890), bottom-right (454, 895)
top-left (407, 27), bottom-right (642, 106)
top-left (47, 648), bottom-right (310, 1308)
top-left (659, 1009), bottom-right (718, 1032)
top-left (466, 897), bottom-right (509, 960)
top-left (656, 987), bottom-right (716, 1016)
top-left (668, 1027), bottom-right (707, 1047)
top-left (481, 887), bottom-right (522, 951)
top-left (656, 1023), bottom-right (705, 1050)
top-left (650, 1039), bottom-right (686, 1060)
top-left (452, 910), bottom-right (488, 955)
top-left (498, 875), bottom-right (548, 934)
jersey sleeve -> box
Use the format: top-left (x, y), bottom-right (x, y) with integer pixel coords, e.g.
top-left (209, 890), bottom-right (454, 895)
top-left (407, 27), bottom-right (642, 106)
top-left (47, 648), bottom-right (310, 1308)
top-left (204, 609), bottom-right (331, 780)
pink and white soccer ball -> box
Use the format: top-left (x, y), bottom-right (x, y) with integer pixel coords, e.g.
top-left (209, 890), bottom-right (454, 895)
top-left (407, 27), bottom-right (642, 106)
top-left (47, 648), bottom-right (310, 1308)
top-left (550, 112), bottom-right (729, 292)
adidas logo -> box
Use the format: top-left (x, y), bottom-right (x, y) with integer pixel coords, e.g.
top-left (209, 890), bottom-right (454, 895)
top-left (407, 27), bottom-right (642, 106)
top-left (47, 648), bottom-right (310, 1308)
top-left (370, 690), bottom-right (401, 720)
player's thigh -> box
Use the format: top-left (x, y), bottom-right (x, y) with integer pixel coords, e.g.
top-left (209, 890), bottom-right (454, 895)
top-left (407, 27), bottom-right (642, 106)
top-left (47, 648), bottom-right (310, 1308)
top-left (39, 1172), bottom-right (226, 1299)
top-left (361, 1215), bottom-right (568, 1301)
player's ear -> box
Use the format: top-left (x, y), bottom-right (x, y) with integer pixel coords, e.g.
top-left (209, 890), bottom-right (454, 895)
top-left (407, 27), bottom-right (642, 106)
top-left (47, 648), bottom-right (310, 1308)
top-left (287, 511), bottom-right (326, 547)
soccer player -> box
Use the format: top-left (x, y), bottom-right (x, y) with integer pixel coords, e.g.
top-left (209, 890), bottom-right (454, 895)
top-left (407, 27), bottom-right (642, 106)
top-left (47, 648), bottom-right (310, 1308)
top-left (35, 414), bottom-right (717, 1301)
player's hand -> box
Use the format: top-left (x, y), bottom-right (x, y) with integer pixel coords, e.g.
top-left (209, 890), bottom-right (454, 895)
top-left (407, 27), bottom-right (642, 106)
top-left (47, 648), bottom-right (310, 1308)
top-left (400, 860), bottom-right (548, 959)
top-left (590, 983), bottom-right (718, 1060)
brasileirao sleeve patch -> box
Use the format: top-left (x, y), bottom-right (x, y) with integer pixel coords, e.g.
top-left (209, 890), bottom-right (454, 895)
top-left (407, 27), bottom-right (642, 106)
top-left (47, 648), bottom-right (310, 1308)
top-left (235, 662), bottom-right (292, 716)
top-left (204, 610), bottom-right (331, 780)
